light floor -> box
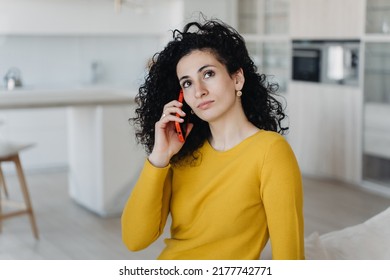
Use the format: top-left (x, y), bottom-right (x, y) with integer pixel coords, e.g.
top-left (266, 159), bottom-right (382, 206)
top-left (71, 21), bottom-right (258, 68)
top-left (1, 170), bottom-right (390, 259)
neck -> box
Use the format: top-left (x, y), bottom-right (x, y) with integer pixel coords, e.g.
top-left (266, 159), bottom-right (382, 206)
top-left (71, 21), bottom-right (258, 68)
top-left (208, 110), bottom-right (259, 151)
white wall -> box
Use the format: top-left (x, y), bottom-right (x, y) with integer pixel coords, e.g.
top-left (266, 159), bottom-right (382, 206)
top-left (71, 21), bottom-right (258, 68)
top-left (0, 35), bottom-right (161, 89)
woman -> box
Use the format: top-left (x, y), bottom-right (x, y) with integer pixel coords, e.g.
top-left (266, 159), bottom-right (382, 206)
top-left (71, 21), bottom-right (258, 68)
top-left (121, 18), bottom-right (305, 260)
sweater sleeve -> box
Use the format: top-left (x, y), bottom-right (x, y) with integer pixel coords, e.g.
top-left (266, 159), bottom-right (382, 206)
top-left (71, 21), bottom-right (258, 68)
top-left (121, 159), bottom-right (172, 251)
top-left (260, 137), bottom-right (305, 260)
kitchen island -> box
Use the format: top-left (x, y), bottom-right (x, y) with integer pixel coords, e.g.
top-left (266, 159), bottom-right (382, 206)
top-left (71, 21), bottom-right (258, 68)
top-left (0, 88), bottom-right (146, 217)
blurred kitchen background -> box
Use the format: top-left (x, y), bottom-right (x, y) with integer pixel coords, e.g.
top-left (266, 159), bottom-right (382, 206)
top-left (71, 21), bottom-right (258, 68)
top-left (0, 0), bottom-right (390, 259)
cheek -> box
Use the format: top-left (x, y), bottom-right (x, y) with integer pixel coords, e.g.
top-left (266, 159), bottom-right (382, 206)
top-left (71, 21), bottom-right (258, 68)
top-left (183, 95), bottom-right (195, 110)
top-left (183, 88), bottom-right (195, 102)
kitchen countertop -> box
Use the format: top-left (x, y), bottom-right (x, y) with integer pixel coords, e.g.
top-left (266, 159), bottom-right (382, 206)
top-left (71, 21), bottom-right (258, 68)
top-left (0, 87), bottom-right (136, 109)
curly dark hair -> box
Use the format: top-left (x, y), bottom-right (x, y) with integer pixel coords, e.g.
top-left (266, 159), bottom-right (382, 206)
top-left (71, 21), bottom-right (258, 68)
top-left (131, 19), bottom-right (288, 165)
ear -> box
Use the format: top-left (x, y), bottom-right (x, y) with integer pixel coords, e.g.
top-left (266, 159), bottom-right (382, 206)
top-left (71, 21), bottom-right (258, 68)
top-left (233, 68), bottom-right (245, 91)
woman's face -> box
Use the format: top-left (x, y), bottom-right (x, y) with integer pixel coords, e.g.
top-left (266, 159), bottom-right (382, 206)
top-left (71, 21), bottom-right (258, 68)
top-left (176, 49), bottom-right (244, 123)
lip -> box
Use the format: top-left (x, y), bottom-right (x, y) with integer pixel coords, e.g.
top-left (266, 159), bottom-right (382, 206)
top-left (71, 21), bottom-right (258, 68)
top-left (197, 100), bottom-right (214, 109)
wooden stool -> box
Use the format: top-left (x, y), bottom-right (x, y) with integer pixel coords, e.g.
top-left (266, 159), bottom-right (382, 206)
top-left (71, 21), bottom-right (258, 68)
top-left (0, 141), bottom-right (39, 239)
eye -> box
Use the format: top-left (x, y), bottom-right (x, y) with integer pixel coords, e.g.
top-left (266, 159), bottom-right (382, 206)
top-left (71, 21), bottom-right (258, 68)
top-left (204, 70), bottom-right (215, 79)
top-left (182, 80), bottom-right (191, 88)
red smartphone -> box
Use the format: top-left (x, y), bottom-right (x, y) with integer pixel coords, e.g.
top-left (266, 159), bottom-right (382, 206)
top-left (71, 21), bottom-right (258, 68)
top-left (175, 89), bottom-right (189, 142)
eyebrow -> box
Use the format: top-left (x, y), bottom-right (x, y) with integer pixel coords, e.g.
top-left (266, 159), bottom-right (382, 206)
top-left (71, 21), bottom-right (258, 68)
top-left (179, 64), bottom-right (215, 82)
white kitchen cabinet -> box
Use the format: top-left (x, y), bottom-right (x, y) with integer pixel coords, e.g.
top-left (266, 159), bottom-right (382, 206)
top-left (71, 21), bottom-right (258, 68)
top-left (362, 40), bottom-right (390, 190)
top-left (290, 0), bottom-right (365, 39)
top-left (0, 0), bottom-right (181, 35)
top-left (237, 0), bottom-right (290, 35)
top-left (246, 40), bottom-right (290, 93)
top-left (366, 0), bottom-right (390, 34)
top-left (183, 0), bottom-right (236, 25)
top-left (286, 82), bottom-right (363, 184)
top-left (363, 103), bottom-right (390, 159)
top-left (237, 0), bottom-right (291, 93)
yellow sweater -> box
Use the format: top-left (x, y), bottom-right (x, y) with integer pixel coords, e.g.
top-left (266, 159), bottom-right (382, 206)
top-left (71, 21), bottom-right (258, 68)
top-left (122, 130), bottom-right (305, 260)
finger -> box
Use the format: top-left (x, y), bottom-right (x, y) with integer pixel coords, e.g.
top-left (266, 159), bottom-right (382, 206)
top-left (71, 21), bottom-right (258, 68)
top-left (158, 114), bottom-right (184, 126)
top-left (161, 106), bottom-right (186, 119)
top-left (163, 100), bottom-right (183, 111)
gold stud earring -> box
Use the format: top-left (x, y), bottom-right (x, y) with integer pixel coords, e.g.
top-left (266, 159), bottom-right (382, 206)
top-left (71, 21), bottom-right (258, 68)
top-left (236, 90), bottom-right (242, 97)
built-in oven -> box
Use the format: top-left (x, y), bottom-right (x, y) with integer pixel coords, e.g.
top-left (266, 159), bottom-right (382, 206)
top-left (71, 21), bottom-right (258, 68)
top-left (292, 40), bottom-right (360, 86)
top-left (292, 47), bottom-right (321, 82)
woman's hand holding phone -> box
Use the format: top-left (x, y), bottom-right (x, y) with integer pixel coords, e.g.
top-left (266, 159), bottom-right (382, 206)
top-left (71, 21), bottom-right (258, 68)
top-left (148, 92), bottom-right (193, 168)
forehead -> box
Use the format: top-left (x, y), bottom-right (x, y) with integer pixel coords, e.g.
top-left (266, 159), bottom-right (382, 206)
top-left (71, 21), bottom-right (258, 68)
top-left (176, 49), bottom-right (223, 74)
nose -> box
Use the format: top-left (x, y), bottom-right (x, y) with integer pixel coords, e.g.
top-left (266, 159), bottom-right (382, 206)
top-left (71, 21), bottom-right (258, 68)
top-left (194, 82), bottom-right (208, 98)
